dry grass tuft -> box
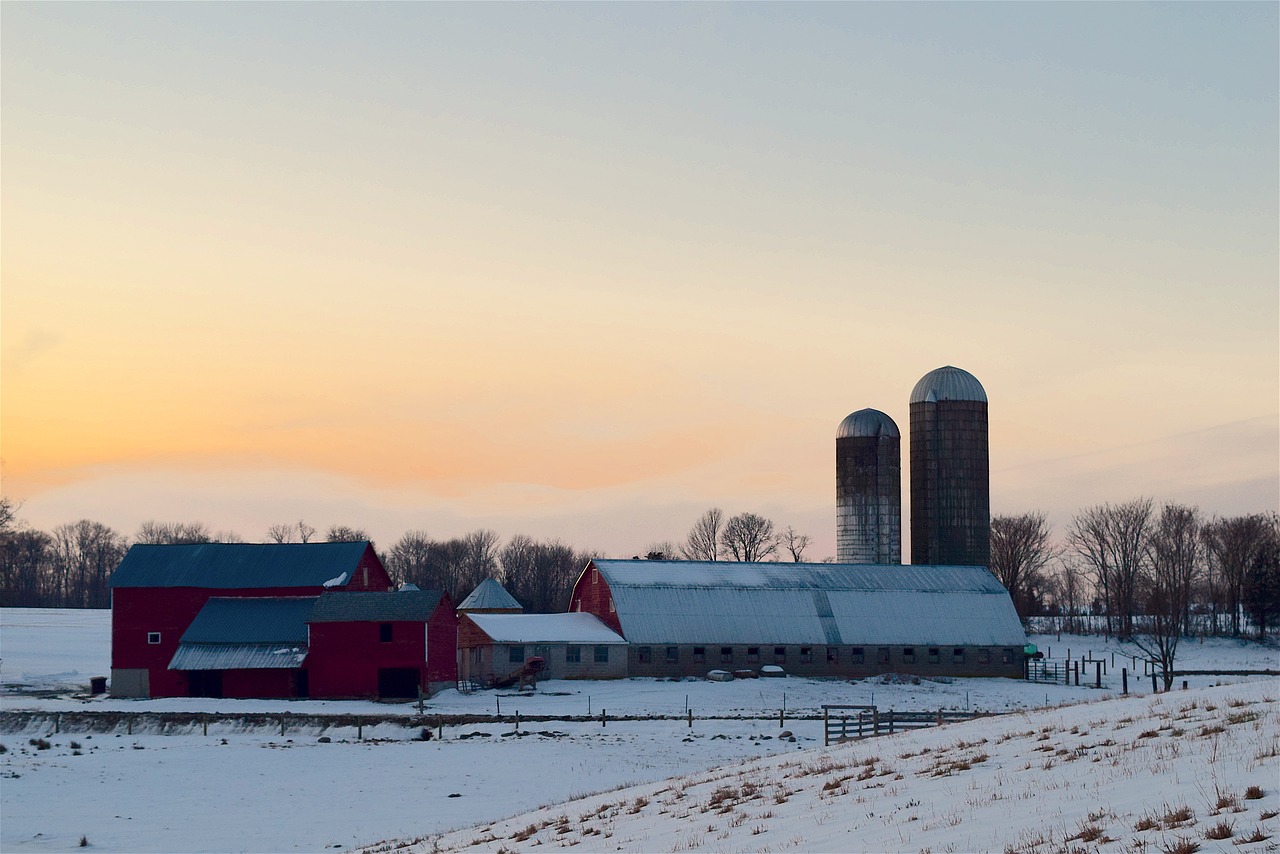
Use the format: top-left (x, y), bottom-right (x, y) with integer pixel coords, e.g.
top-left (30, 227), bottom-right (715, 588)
top-left (1243, 785), bottom-right (1264, 800)
top-left (1203, 820), bottom-right (1234, 840)
top-left (1161, 836), bottom-right (1200, 854)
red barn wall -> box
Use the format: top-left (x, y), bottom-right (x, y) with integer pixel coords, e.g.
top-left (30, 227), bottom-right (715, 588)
top-left (567, 562), bottom-right (623, 636)
top-left (306, 607), bottom-right (456, 698)
top-left (112, 586), bottom-right (327, 698)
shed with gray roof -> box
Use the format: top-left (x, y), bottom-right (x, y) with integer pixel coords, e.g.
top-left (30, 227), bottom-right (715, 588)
top-left (569, 560), bottom-right (1028, 679)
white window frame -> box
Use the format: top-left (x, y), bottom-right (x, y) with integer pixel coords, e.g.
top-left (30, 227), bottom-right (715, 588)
top-left (147, 631), bottom-right (162, 645)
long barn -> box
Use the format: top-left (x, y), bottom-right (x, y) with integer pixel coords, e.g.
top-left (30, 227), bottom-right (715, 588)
top-left (568, 559), bottom-right (1028, 679)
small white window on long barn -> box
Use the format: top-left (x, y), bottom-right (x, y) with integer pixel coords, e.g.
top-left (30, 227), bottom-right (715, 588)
top-left (147, 632), bottom-right (162, 645)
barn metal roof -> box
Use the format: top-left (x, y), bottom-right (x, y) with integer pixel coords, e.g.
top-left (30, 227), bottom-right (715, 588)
top-left (169, 643), bottom-right (307, 671)
top-left (589, 560), bottom-right (1025, 647)
top-left (909, 366), bottom-right (987, 404)
top-left (110, 542), bottom-right (373, 589)
top-left (836, 408), bottom-right (900, 439)
top-left (457, 578), bottom-right (523, 611)
top-left (180, 597), bottom-right (316, 645)
top-left (307, 590), bottom-right (446, 623)
top-left (464, 613), bottom-right (627, 644)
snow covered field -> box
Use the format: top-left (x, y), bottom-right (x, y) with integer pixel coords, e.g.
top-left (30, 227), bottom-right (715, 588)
top-left (2, 608), bottom-right (1277, 852)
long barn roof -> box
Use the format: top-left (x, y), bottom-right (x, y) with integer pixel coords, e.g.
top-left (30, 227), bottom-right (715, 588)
top-left (589, 560), bottom-right (1026, 647)
top-left (110, 542), bottom-right (373, 589)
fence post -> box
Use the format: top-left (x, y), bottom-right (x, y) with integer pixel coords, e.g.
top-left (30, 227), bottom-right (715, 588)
top-left (357, 717), bottom-right (363, 740)
top-left (127, 717), bottom-right (132, 736)
top-left (1151, 672), bottom-right (1158, 693)
top-left (1122, 668), bottom-right (1128, 695)
top-left (54, 714), bottom-right (59, 734)
top-left (280, 715), bottom-right (286, 737)
top-left (779, 708), bottom-right (784, 728)
top-left (515, 711), bottom-right (520, 733)
top-left (688, 708), bottom-right (693, 729)
top-left (601, 709), bottom-right (606, 728)
top-left (936, 709), bottom-right (943, 726)
top-left (1095, 661), bottom-right (1102, 689)
top-left (203, 715), bottom-right (208, 736)
top-left (823, 708), bottom-right (829, 746)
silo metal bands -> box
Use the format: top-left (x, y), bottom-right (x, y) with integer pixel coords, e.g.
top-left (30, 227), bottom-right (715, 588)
top-left (836, 408), bottom-right (901, 564)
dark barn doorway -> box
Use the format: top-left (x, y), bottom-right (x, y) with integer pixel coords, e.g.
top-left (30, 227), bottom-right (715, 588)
top-left (187, 671), bottom-right (223, 698)
top-left (377, 667), bottom-right (419, 699)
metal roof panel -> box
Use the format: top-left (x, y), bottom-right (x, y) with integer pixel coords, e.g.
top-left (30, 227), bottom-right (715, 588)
top-left (110, 542), bottom-right (374, 589)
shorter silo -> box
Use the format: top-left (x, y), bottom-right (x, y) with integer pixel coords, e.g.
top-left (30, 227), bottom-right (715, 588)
top-left (836, 408), bottom-right (902, 564)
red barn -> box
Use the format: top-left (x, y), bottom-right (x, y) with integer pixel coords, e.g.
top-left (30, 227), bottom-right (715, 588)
top-left (306, 590), bottom-right (457, 698)
top-left (110, 541), bottom-right (390, 698)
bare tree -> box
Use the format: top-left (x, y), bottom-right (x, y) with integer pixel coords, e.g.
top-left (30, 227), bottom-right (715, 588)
top-left (1242, 513), bottom-right (1280, 640)
top-left (1202, 514), bottom-right (1271, 637)
top-left (296, 520), bottom-right (316, 544)
top-left (642, 541), bottom-right (681, 561)
top-left (1131, 504), bottom-right (1203, 689)
top-left (781, 526), bottom-right (812, 563)
top-left (50, 520), bottom-right (128, 608)
top-left (265, 524), bottom-right (296, 544)
top-left (720, 512), bottom-right (779, 562)
top-left (681, 508), bottom-right (723, 562)
top-left (990, 512), bottom-right (1056, 620)
top-left (1067, 498), bottom-right (1154, 638)
top-left (325, 525), bottom-right (370, 543)
top-left (1049, 558), bottom-right (1088, 633)
top-left (135, 521), bottom-right (213, 544)
top-left (499, 536), bottom-right (586, 613)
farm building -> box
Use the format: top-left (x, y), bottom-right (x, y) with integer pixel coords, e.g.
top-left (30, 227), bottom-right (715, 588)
top-left (109, 541), bottom-right (457, 699)
top-left (458, 612), bottom-right (628, 686)
top-left (457, 578), bottom-right (523, 614)
top-left (306, 590), bottom-right (457, 698)
top-left (568, 559), bottom-right (1028, 679)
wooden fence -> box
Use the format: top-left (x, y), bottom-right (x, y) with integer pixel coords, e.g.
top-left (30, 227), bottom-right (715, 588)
top-left (821, 705), bottom-right (989, 745)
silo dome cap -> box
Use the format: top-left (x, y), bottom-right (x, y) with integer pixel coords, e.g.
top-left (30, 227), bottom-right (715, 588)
top-left (837, 408), bottom-right (900, 439)
top-left (910, 366), bottom-right (987, 404)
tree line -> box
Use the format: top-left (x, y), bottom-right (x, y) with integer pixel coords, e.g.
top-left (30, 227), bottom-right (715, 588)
top-left (990, 500), bottom-right (1280, 644)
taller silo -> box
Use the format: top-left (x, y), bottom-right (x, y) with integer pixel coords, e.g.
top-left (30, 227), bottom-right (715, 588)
top-left (836, 408), bottom-right (901, 564)
top-left (909, 366), bottom-right (989, 567)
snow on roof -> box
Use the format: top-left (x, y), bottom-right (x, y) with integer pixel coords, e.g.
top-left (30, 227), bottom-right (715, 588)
top-left (110, 542), bottom-right (373, 589)
top-left (457, 578), bottom-right (523, 611)
top-left (590, 560), bottom-right (1025, 647)
top-left (465, 612), bottom-right (627, 645)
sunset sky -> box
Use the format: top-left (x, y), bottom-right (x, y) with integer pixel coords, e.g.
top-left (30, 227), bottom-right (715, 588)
top-left (3, 3), bottom-right (1276, 559)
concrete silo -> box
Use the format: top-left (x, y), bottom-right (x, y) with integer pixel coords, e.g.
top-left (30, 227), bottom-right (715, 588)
top-left (909, 366), bottom-right (989, 567)
top-left (836, 408), bottom-right (902, 564)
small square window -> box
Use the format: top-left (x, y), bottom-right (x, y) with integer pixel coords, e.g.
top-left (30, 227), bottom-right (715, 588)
top-left (747, 647), bottom-right (760, 663)
top-left (928, 647), bottom-right (940, 664)
top-left (774, 646), bottom-right (787, 663)
top-left (800, 647), bottom-right (813, 663)
top-left (902, 647), bottom-right (915, 663)
top-left (665, 646), bottom-right (679, 664)
top-left (720, 646), bottom-right (733, 664)
top-left (147, 632), bottom-right (162, 645)
top-left (594, 645), bottom-right (609, 663)
top-left (852, 647), bottom-right (865, 664)
top-left (379, 623), bottom-right (393, 643)
top-left (826, 647), bottom-right (838, 663)
top-left (637, 646), bottom-right (652, 664)
top-left (509, 645), bottom-right (525, 664)
top-left (953, 648), bottom-right (966, 663)
top-left (566, 646), bottom-right (581, 663)
top-left (693, 647), bottom-right (706, 663)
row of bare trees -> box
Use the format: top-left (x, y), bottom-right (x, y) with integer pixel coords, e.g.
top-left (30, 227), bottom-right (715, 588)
top-left (0, 499), bottom-right (592, 614)
top-left (667, 508), bottom-right (813, 563)
top-left (990, 499), bottom-right (1280, 642)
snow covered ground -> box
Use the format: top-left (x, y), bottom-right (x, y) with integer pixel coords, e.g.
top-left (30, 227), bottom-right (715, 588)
top-left (1, 608), bottom-right (1277, 852)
